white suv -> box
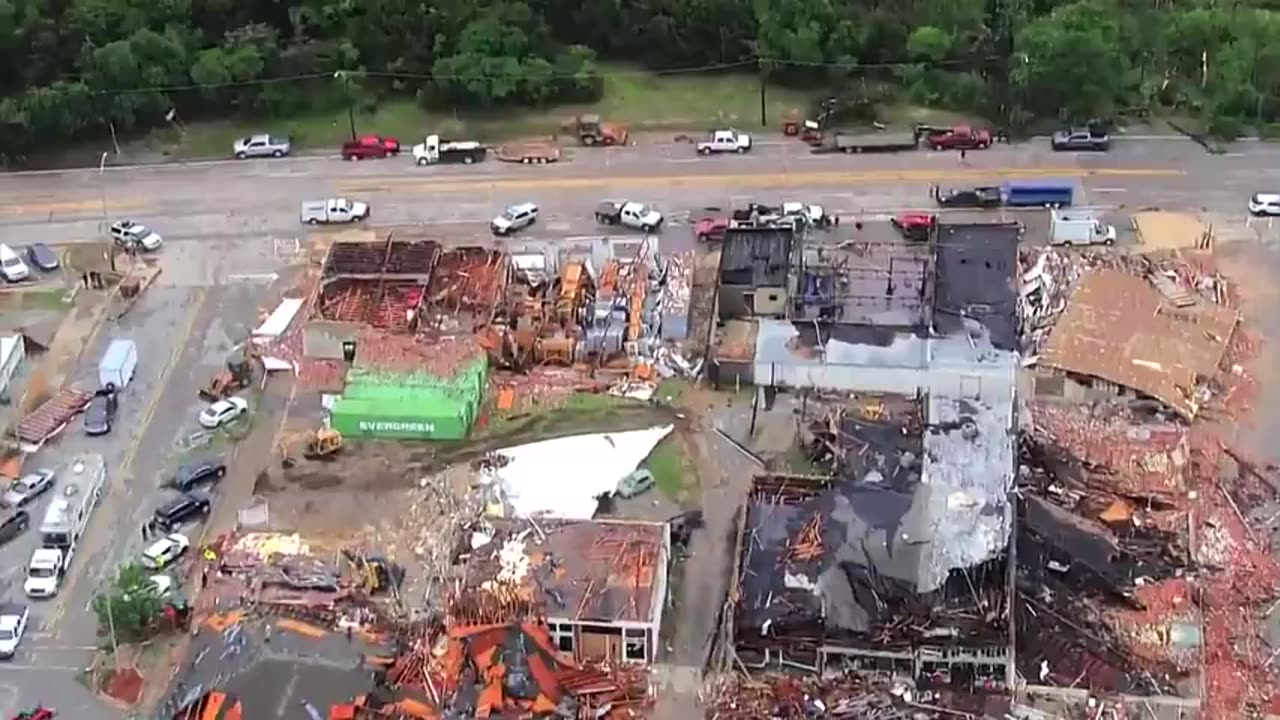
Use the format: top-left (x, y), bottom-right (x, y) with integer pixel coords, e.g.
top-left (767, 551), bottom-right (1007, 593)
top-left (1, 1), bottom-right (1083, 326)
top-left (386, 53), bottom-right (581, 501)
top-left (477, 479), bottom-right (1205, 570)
top-left (1248, 193), bottom-right (1280, 216)
top-left (110, 220), bottom-right (163, 251)
top-left (491, 202), bottom-right (539, 236)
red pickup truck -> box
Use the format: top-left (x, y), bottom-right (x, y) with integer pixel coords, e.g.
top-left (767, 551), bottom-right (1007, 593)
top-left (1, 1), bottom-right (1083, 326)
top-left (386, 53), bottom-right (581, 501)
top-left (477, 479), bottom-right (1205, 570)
top-left (341, 135), bottom-right (401, 160)
top-left (924, 126), bottom-right (992, 151)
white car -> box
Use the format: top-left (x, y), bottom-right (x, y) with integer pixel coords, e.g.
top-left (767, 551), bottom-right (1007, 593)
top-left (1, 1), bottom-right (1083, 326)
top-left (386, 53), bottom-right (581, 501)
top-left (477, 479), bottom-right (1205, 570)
top-left (0, 244), bottom-right (30, 282)
top-left (1248, 193), bottom-right (1280, 216)
top-left (109, 220), bottom-right (164, 251)
top-left (199, 396), bottom-right (249, 428)
top-left (491, 202), bottom-right (539, 236)
top-left (141, 533), bottom-right (190, 570)
top-left (0, 603), bottom-right (29, 658)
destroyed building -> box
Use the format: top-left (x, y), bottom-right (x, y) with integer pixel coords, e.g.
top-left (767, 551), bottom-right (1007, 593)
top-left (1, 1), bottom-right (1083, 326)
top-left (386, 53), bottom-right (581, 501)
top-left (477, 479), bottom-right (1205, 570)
top-left (731, 391), bottom-right (1015, 689)
top-left (718, 226), bottom-right (794, 319)
top-left (461, 518), bottom-right (672, 665)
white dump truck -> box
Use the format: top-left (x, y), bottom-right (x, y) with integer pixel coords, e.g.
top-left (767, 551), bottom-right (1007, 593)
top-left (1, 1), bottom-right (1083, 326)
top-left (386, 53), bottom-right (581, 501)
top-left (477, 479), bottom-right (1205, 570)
top-left (25, 454), bottom-right (106, 598)
top-left (1049, 209), bottom-right (1116, 246)
top-left (300, 198), bottom-right (370, 225)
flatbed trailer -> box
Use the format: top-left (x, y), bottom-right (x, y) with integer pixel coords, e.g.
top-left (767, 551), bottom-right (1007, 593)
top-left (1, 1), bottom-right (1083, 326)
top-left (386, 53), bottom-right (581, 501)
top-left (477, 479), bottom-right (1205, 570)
top-left (812, 131), bottom-right (920, 154)
top-left (494, 140), bottom-right (561, 164)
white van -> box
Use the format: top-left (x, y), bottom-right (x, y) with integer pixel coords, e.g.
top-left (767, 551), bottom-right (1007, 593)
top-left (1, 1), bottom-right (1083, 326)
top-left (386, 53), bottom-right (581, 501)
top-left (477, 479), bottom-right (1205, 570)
top-left (0, 245), bottom-right (30, 282)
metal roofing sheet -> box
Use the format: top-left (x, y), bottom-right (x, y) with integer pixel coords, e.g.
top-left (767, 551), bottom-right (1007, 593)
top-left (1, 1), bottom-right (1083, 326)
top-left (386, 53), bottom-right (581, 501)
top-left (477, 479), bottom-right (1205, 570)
top-left (1038, 269), bottom-right (1237, 418)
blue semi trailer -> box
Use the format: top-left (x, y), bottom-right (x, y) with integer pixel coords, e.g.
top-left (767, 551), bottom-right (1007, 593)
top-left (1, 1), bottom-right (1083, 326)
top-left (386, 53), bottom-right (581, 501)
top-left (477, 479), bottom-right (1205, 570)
top-left (1003, 181), bottom-right (1074, 207)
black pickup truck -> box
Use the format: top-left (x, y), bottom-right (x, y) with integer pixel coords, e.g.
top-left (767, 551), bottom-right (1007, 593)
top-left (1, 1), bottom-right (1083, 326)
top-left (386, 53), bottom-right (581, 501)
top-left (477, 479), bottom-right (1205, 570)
top-left (932, 185), bottom-right (1003, 208)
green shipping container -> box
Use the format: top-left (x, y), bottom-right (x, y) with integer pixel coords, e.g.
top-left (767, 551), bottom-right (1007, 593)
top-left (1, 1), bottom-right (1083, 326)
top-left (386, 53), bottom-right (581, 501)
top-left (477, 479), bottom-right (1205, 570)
top-left (329, 396), bottom-right (471, 440)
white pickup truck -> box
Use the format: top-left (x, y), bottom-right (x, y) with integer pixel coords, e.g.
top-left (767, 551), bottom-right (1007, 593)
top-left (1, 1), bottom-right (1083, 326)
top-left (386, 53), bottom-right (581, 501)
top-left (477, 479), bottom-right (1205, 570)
top-left (594, 201), bottom-right (664, 232)
top-left (696, 129), bottom-right (752, 155)
top-left (300, 198), bottom-right (370, 225)
top-left (23, 547), bottom-right (66, 598)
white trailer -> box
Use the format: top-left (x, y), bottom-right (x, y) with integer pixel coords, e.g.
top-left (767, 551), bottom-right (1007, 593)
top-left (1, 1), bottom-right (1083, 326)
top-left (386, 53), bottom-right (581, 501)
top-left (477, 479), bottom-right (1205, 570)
top-left (25, 454), bottom-right (106, 598)
top-left (1049, 209), bottom-right (1116, 246)
top-left (98, 338), bottom-right (137, 389)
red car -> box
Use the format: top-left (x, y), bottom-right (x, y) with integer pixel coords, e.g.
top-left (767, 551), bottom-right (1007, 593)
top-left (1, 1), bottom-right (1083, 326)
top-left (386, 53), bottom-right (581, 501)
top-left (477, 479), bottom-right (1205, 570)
top-left (925, 125), bottom-right (992, 151)
top-left (341, 135), bottom-right (401, 160)
top-left (694, 217), bottom-right (731, 242)
top-left (891, 213), bottom-right (938, 242)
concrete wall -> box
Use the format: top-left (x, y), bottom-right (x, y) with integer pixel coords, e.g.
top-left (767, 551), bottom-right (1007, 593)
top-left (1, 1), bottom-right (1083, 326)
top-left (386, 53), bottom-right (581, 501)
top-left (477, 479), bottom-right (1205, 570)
top-left (718, 285), bottom-right (787, 319)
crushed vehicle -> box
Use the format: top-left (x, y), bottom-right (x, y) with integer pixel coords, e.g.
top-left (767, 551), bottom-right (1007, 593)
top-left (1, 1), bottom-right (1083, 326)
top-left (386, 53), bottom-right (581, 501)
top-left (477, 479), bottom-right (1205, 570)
top-left (781, 201), bottom-right (837, 228)
top-left (933, 184), bottom-right (1003, 208)
top-left (923, 125), bottom-right (993, 150)
top-left (594, 201), bottom-right (663, 232)
top-left (299, 198), bottom-right (370, 225)
top-left (412, 135), bottom-right (486, 165)
top-left (697, 129), bottom-right (752, 155)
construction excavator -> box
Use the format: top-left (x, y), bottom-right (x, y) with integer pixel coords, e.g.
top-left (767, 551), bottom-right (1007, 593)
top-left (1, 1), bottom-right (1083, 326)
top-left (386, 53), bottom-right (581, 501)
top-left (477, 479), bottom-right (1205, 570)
top-left (199, 343), bottom-right (260, 402)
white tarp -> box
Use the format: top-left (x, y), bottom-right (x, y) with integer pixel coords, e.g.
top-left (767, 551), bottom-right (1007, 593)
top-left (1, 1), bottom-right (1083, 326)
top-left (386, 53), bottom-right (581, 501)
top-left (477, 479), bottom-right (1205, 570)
top-left (487, 425), bottom-right (674, 520)
top-left (251, 297), bottom-right (305, 342)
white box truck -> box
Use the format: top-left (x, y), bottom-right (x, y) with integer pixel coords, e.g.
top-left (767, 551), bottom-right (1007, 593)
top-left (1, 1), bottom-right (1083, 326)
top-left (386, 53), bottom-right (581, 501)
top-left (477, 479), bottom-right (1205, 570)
top-left (98, 338), bottom-right (137, 389)
top-left (1050, 210), bottom-right (1116, 246)
top-left (25, 454), bottom-right (106, 598)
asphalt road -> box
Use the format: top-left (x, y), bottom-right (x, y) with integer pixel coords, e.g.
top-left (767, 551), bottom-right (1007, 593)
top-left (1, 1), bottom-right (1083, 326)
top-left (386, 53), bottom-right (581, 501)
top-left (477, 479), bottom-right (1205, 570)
top-left (1, 133), bottom-right (1279, 715)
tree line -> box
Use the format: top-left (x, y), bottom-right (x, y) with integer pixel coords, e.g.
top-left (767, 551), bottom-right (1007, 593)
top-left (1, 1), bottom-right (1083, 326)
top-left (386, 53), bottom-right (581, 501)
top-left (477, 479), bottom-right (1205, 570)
top-left (2, 0), bottom-right (1280, 160)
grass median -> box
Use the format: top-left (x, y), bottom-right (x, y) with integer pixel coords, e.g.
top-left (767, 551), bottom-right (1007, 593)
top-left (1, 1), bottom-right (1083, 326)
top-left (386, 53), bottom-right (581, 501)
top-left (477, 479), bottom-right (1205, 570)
top-left (130, 64), bottom-right (817, 160)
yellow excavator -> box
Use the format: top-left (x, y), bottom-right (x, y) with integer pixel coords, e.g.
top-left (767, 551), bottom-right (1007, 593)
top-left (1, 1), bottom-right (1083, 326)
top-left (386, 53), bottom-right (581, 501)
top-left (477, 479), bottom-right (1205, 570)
top-left (280, 428), bottom-right (343, 468)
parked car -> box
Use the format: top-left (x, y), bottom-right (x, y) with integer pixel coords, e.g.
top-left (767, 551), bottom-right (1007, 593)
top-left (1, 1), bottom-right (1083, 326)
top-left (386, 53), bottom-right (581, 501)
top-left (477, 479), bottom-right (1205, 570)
top-left (153, 492), bottom-right (212, 532)
top-left (1248, 193), bottom-right (1280, 216)
top-left (170, 459), bottom-right (228, 492)
top-left (141, 533), bottom-right (190, 570)
top-left (697, 129), bottom-right (752, 155)
top-left (300, 198), bottom-right (370, 225)
top-left (1, 470), bottom-right (55, 509)
top-left (83, 386), bottom-right (118, 436)
top-left (615, 469), bottom-right (656, 499)
top-left (490, 202), bottom-right (539, 236)
top-left (932, 185), bottom-right (1003, 208)
top-left (0, 244), bottom-right (30, 282)
top-left (0, 603), bottom-right (29, 659)
top-left (694, 216), bottom-right (731, 242)
top-left (233, 134), bottom-right (291, 159)
top-left (109, 220), bottom-right (163, 251)
top-left (0, 510), bottom-right (30, 546)
top-left (1051, 128), bottom-right (1110, 151)
top-left (341, 135), bottom-right (401, 160)
top-left (199, 396), bottom-right (248, 429)
top-left (924, 125), bottom-right (993, 150)
top-left (24, 244), bottom-right (58, 272)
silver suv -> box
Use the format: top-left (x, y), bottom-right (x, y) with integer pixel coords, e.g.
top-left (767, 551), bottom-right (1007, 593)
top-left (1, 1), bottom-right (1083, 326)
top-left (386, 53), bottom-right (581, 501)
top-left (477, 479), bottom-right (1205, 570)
top-left (232, 134), bottom-right (291, 159)
top-left (491, 202), bottom-right (539, 236)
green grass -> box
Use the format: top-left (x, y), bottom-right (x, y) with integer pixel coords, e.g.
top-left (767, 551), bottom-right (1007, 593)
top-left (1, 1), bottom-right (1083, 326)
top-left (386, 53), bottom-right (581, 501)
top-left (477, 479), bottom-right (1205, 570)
top-left (0, 287), bottom-right (69, 311)
top-left (644, 437), bottom-right (695, 500)
top-left (127, 63), bottom-right (816, 160)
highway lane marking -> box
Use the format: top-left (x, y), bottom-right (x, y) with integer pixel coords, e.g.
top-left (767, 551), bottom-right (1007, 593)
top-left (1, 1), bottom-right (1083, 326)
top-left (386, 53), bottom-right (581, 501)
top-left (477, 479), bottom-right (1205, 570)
top-left (0, 198), bottom-right (146, 217)
top-left (1092, 188), bottom-right (1128, 193)
top-left (336, 167), bottom-right (1185, 195)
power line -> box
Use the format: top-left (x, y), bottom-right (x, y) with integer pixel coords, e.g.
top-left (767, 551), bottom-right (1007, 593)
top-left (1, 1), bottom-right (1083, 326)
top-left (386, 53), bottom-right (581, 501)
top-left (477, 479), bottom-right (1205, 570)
top-left (69, 54), bottom-right (1003, 98)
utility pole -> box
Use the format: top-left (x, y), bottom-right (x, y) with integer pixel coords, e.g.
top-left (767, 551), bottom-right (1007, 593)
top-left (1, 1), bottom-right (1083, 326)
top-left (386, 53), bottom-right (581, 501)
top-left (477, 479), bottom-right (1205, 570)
top-left (99, 152), bottom-right (116, 272)
top-left (758, 58), bottom-right (768, 128)
top-left (335, 71), bottom-right (358, 141)
top-left (105, 591), bottom-right (120, 658)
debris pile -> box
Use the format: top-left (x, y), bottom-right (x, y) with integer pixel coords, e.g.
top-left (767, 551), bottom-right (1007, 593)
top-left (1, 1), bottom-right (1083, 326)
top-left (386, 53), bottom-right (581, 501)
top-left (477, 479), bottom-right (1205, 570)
top-left (705, 672), bottom-right (957, 719)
